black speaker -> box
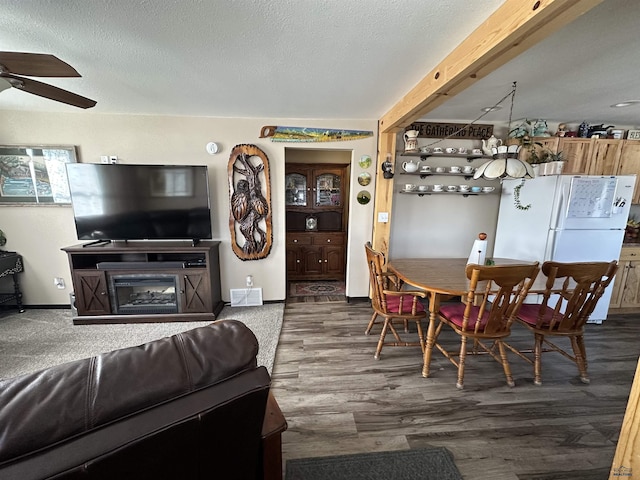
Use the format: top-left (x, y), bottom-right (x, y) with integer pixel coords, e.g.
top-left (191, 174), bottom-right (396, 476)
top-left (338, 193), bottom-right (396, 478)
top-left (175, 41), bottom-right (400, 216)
top-left (69, 292), bottom-right (77, 316)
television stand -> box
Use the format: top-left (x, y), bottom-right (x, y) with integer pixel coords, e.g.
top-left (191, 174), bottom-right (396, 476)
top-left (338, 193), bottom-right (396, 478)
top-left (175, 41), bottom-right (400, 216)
top-left (82, 239), bottom-right (112, 248)
top-left (62, 241), bottom-right (223, 325)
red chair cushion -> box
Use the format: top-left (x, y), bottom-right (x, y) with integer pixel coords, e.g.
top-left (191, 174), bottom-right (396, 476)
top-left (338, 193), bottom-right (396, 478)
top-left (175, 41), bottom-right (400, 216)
top-left (517, 304), bottom-right (558, 328)
top-left (439, 303), bottom-right (489, 331)
top-left (384, 294), bottom-right (425, 314)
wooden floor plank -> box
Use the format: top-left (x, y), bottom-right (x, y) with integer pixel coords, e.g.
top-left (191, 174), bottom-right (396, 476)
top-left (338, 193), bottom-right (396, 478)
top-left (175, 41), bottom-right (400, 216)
top-left (272, 300), bottom-right (640, 479)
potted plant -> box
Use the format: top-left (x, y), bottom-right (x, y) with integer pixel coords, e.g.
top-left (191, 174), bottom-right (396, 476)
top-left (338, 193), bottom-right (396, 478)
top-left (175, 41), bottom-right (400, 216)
top-left (543, 150), bottom-right (565, 175)
top-left (527, 147), bottom-right (565, 175)
top-left (509, 120), bottom-right (565, 175)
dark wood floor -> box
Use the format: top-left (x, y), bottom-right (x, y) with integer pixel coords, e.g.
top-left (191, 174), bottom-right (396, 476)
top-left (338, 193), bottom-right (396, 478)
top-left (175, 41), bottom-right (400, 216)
top-left (271, 300), bottom-right (640, 479)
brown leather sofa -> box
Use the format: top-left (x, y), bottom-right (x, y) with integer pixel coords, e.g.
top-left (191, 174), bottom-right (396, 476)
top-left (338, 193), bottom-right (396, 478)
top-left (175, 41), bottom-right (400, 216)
top-left (0, 319), bottom-right (286, 480)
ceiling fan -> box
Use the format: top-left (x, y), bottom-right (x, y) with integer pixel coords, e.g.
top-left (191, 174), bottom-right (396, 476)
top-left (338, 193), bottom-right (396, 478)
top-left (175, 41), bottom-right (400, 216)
top-left (0, 51), bottom-right (96, 109)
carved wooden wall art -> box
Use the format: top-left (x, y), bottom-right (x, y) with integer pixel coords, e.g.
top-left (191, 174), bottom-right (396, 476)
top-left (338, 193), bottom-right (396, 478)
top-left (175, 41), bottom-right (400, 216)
top-left (228, 144), bottom-right (272, 261)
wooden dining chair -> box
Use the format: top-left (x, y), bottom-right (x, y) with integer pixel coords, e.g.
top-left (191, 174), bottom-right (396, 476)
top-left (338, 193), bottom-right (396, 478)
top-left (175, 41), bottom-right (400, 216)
top-left (427, 262), bottom-right (540, 389)
top-left (364, 242), bottom-right (427, 359)
top-left (507, 260), bottom-right (618, 386)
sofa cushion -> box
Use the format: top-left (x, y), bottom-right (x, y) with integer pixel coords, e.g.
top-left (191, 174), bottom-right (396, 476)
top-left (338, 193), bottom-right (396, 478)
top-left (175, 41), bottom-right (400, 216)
top-left (0, 319), bottom-right (259, 465)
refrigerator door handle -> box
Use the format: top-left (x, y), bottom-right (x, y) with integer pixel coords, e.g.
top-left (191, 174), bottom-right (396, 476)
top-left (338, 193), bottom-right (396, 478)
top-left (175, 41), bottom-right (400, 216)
top-left (550, 185), bottom-right (565, 229)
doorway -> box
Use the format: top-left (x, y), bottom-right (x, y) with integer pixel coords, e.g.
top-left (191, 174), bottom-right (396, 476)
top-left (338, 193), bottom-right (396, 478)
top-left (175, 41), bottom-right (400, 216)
top-left (284, 148), bottom-right (350, 302)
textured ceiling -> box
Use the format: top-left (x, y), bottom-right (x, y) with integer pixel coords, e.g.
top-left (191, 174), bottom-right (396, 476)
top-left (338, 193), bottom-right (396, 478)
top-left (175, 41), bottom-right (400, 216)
top-left (0, 0), bottom-right (638, 127)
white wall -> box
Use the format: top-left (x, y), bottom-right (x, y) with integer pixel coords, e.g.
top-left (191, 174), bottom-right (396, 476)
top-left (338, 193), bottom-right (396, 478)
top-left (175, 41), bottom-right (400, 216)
top-left (0, 111), bottom-right (377, 305)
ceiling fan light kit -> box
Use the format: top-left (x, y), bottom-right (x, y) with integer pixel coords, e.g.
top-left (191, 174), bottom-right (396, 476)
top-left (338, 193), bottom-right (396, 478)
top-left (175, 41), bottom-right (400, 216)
top-left (0, 51), bottom-right (96, 109)
top-left (473, 82), bottom-right (535, 181)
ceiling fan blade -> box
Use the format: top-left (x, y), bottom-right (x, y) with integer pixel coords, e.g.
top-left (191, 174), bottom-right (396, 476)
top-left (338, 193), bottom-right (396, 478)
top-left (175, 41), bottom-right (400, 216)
top-left (3, 74), bottom-right (96, 109)
top-left (0, 52), bottom-right (80, 77)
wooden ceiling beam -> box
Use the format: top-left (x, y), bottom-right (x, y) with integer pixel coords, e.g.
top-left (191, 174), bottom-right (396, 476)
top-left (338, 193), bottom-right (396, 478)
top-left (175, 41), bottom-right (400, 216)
top-left (379, 0), bottom-right (604, 133)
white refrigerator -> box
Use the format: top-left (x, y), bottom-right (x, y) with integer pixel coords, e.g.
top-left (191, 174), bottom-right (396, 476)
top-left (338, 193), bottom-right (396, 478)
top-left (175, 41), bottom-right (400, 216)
top-left (494, 174), bottom-right (636, 323)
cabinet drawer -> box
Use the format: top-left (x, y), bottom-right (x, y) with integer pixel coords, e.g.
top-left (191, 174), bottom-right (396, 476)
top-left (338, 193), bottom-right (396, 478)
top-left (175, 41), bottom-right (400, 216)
top-left (287, 234), bottom-right (312, 245)
top-left (312, 233), bottom-right (344, 245)
top-left (620, 247), bottom-right (640, 261)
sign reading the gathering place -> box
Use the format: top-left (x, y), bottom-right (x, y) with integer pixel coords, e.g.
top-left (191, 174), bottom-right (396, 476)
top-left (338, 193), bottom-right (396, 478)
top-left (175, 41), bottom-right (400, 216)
top-left (407, 122), bottom-right (494, 139)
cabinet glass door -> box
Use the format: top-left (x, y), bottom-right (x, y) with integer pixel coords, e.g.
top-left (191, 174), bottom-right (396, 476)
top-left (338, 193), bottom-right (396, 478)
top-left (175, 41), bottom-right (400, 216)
top-left (285, 173), bottom-right (307, 206)
top-left (315, 173), bottom-right (341, 207)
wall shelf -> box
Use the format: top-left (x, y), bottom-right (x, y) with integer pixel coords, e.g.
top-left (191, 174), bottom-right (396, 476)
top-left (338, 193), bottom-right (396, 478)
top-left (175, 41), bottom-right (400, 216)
top-left (399, 151), bottom-right (492, 163)
top-left (399, 171), bottom-right (476, 180)
top-left (399, 190), bottom-right (495, 197)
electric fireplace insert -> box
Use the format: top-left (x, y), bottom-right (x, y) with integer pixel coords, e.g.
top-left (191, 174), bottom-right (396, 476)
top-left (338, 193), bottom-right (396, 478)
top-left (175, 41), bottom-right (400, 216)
top-left (109, 274), bottom-right (180, 315)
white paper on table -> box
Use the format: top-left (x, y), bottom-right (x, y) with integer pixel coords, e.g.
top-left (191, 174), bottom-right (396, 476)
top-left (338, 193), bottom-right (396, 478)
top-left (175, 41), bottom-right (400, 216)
top-left (467, 239), bottom-right (487, 265)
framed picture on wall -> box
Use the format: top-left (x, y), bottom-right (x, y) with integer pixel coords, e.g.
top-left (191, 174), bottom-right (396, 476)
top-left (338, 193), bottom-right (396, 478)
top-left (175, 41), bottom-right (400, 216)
top-left (0, 145), bottom-right (77, 205)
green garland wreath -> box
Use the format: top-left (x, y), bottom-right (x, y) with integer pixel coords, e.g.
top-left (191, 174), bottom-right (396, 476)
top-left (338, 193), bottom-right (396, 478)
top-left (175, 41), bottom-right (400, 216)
top-left (513, 179), bottom-right (531, 211)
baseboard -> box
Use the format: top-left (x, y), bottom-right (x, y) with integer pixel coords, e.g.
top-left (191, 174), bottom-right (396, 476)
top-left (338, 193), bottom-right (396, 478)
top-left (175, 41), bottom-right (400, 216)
top-left (1, 304), bottom-right (69, 310)
top-left (346, 296), bottom-right (370, 303)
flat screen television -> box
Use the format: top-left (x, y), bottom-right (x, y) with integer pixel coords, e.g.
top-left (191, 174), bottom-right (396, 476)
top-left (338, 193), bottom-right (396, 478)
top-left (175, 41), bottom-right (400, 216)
top-left (66, 163), bottom-right (212, 242)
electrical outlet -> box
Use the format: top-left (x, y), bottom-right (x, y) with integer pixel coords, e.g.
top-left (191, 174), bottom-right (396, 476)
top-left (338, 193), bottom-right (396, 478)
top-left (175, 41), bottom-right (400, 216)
top-left (246, 275), bottom-right (253, 287)
top-left (100, 155), bottom-right (109, 164)
top-left (109, 155), bottom-right (118, 164)
top-left (54, 277), bottom-right (65, 289)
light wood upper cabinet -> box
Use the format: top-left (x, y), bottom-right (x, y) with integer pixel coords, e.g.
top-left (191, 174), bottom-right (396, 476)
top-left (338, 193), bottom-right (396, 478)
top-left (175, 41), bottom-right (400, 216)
top-left (616, 140), bottom-right (640, 204)
top-left (588, 139), bottom-right (624, 176)
top-left (557, 138), bottom-right (594, 174)
top-left (535, 137), bottom-right (560, 152)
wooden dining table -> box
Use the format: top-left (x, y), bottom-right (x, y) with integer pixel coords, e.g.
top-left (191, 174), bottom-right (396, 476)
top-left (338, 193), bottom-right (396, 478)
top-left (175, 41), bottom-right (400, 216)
top-left (387, 257), bottom-right (545, 378)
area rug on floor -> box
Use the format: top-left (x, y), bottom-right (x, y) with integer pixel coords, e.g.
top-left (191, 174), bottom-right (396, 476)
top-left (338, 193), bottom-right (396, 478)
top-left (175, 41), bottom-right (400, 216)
top-left (285, 447), bottom-right (462, 480)
top-left (290, 281), bottom-right (345, 297)
top-left (0, 303), bottom-right (284, 380)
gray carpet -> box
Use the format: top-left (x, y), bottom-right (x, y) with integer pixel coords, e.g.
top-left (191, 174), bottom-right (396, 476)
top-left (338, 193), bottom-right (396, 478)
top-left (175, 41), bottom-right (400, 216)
top-left (0, 303), bottom-right (284, 380)
top-left (285, 448), bottom-right (463, 480)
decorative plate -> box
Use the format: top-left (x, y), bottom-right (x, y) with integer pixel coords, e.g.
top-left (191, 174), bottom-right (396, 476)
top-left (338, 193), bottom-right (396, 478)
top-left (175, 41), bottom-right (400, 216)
top-left (358, 172), bottom-right (371, 186)
top-left (357, 190), bottom-right (371, 205)
top-left (359, 155), bottom-right (372, 169)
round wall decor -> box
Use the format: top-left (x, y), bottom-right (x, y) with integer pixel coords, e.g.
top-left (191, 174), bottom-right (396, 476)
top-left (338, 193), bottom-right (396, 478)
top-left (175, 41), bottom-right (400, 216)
top-left (358, 172), bottom-right (371, 186)
top-left (359, 155), bottom-right (372, 169)
top-left (357, 190), bottom-right (371, 205)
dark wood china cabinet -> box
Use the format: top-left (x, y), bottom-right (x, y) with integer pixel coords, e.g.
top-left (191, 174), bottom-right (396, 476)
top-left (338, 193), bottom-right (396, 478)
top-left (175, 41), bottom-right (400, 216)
top-left (285, 164), bottom-right (347, 280)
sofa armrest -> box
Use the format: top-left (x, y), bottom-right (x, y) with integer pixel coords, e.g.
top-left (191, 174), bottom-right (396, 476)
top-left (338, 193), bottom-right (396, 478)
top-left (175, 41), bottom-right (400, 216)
top-left (262, 392), bottom-right (287, 480)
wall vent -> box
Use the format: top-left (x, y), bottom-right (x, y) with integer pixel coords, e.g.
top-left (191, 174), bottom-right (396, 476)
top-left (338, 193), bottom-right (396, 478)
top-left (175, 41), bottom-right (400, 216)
top-left (230, 288), bottom-right (263, 307)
